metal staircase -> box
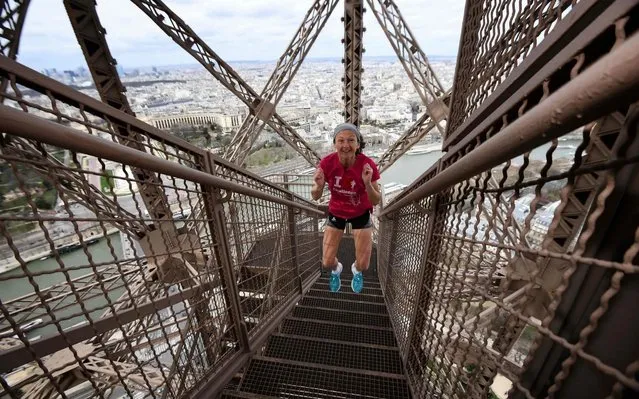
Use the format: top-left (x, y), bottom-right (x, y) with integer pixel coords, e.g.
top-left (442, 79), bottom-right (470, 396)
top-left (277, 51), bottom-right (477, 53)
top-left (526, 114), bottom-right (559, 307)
top-left (1, 1), bottom-right (639, 398)
top-left (223, 237), bottom-right (412, 399)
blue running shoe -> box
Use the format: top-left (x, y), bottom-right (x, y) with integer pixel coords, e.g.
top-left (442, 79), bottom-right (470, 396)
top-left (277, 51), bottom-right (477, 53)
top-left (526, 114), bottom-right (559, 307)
top-left (351, 263), bottom-right (364, 293)
top-left (329, 273), bottom-right (341, 292)
top-left (329, 262), bottom-right (342, 292)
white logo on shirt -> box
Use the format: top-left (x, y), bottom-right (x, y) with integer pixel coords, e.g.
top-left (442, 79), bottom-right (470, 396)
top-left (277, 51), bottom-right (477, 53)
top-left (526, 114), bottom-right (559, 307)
top-left (334, 176), bottom-right (342, 188)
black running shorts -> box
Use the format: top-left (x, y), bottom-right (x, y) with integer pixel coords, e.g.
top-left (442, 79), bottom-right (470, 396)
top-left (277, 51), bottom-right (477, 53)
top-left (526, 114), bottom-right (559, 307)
top-left (326, 211), bottom-right (372, 230)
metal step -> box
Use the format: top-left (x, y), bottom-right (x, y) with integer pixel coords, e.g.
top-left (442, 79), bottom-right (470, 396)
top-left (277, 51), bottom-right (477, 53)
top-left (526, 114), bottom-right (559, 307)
top-left (317, 275), bottom-right (382, 289)
top-left (292, 306), bottom-right (392, 328)
top-left (281, 318), bottom-right (397, 347)
top-left (221, 391), bottom-right (281, 399)
top-left (307, 288), bottom-right (385, 303)
top-left (265, 334), bottom-right (403, 374)
top-left (239, 357), bottom-right (411, 399)
top-left (312, 280), bottom-right (383, 296)
top-left (300, 296), bottom-right (388, 315)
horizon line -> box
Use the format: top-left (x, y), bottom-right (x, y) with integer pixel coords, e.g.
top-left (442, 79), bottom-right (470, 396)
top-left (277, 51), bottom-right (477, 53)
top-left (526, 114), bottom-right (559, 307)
top-left (39, 54), bottom-right (457, 72)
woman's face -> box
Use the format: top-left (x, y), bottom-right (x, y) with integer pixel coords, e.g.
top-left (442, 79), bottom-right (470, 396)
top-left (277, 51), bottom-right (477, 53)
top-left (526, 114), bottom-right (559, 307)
top-left (334, 130), bottom-right (359, 160)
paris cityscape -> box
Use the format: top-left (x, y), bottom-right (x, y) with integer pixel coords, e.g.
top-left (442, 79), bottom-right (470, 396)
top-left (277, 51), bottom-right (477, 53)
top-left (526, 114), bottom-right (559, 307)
top-left (39, 56), bottom-right (457, 162)
top-left (0, 54), bottom-right (581, 275)
top-left (0, 56), bottom-right (457, 270)
top-left (0, 0), bottom-right (626, 397)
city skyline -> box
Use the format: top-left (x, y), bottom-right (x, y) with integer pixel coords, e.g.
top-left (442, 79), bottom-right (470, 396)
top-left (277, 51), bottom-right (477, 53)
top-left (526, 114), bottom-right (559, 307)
top-left (18, 0), bottom-right (465, 70)
top-left (37, 54), bottom-right (458, 73)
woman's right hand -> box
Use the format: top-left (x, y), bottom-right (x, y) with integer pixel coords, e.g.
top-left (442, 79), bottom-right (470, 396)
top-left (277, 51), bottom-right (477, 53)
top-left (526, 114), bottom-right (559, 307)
top-left (313, 168), bottom-right (325, 187)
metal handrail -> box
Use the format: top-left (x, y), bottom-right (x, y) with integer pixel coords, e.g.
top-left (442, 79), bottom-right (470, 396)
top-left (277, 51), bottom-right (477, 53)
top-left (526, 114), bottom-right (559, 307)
top-left (0, 55), bottom-right (317, 204)
top-left (0, 105), bottom-right (324, 217)
top-left (382, 32), bottom-right (639, 216)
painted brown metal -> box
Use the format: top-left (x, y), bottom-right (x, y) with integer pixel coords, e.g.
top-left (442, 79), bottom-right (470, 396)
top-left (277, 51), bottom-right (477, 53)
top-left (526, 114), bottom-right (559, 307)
top-left (0, 105), bottom-right (324, 217)
top-left (383, 31), bottom-right (639, 216)
top-left (367, 0), bottom-right (450, 171)
top-left (342, 0), bottom-right (364, 126)
top-left (513, 104), bottom-right (639, 398)
top-left (225, 0), bottom-right (336, 165)
top-left (443, 0), bottom-right (636, 149)
top-left (64, 0), bottom-right (175, 231)
top-left (0, 0), bottom-right (30, 95)
top-left (130, 0), bottom-right (320, 166)
top-left (0, 280), bottom-right (214, 374)
top-left (191, 272), bottom-right (320, 399)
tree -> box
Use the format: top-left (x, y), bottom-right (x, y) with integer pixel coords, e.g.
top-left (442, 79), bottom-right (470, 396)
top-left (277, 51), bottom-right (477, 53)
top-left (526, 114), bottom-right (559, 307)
top-left (209, 122), bottom-right (223, 132)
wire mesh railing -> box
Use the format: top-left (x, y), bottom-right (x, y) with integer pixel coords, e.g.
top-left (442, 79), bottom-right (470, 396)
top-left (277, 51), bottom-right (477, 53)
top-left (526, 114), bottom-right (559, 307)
top-left (0, 57), bottom-right (323, 399)
top-left (378, 4), bottom-right (639, 398)
top-left (264, 173), bottom-right (330, 204)
top-left (447, 0), bottom-right (581, 139)
top-left (1, 1), bottom-right (638, 398)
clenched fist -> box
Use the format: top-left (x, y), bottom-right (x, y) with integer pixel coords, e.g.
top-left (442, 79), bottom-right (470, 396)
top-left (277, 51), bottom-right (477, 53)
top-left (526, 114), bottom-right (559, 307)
top-left (362, 163), bottom-right (373, 185)
top-left (314, 167), bottom-right (325, 187)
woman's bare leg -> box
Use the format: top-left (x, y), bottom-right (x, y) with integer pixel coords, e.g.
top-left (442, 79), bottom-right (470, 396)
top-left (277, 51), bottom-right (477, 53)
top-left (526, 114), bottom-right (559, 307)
top-left (322, 226), bottom-right (344, 270)
top-left (353, 227), bottom-right (373, 272)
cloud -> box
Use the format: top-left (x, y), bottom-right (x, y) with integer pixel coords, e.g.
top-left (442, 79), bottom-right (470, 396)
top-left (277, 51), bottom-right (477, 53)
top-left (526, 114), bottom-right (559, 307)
top-left (17, 0), bottom-right (464, 70)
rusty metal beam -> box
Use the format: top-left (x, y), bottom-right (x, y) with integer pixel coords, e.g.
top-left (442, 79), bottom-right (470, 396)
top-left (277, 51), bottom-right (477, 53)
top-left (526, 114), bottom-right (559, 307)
top-left (64, 0), bottom-right (175, 232)
top-left (0, 0), bottom-right (30, 95)
top-left (366, 0), bottom-right (446, 109)
top-left (0, 104), bottom-right (325, 217)
top-left (377, 113), bottom-right (437, 172)
top-left (382, 31), bottom-right (639, 215)
top-left (130, 0), bottom-right (321, 166)
top-left (225, 0), bottom-right (337, 165)
top-left (443, 0), bottom-right (635, 150)
top-left (513, 105), bottom-right (639, 398)
top-left (0, 136), bottom-right (145, 236)
top-left (342, 0), bottom-right (364, 126)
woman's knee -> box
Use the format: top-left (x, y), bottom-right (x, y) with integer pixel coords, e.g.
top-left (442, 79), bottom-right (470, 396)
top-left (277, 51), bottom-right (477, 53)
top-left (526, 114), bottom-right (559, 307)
top-left (322, 253), bottom-right (338, 268)
top-left (355, 257), bottom-right (370, 271)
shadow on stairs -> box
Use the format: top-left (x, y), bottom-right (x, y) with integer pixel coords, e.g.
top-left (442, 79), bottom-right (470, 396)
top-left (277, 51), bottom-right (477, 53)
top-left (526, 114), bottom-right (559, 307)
top-left (222, 236), bottom-right (411, 398)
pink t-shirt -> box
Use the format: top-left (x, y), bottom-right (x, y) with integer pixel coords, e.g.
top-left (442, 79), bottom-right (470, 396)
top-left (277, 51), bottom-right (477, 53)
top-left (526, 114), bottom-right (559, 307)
top-left (319, 152), bottom-right (381, 219)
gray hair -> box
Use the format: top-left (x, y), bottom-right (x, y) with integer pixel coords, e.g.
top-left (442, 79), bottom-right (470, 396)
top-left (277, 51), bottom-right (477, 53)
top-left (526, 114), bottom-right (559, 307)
top-left (332, 122), bottom-right (363, 146)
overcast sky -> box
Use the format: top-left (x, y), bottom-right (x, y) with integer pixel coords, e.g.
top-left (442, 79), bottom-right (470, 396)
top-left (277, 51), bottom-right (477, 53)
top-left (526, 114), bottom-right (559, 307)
top-left (17, 0), bottom-right (465, 70)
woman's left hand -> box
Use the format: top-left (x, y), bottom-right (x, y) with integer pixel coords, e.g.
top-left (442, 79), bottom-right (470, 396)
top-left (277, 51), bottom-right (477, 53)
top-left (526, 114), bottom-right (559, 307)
top-left (362, 163), bottom-right (373, 185)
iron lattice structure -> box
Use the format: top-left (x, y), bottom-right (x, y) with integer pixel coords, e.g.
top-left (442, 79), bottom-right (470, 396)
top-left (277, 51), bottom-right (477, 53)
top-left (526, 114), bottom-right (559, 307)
top-left (1, 1), bottom-right (639, 399)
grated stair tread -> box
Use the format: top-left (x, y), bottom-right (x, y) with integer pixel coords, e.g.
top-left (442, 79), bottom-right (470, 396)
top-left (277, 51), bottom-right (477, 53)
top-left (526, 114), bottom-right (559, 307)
top-left (307, 288), bottom-right (385, 303)
top-left (281, 318), bottom-right (397, 346)
top-left (292, 306), bottom-right (392, 328)
top-left (313, 280), bottom-right (383, 295)
top-left (238, 357), bottom-right (411, 399)
top-left (318, 275), bottom-right (381, 286)
top-left (264, 334), bottom-right (403, 374)
top-left (221, 391), bottom-right (281, 399)
top-left (227, 236), bottom-right (409, 398)
top-left (300, 296), bottom-right (388, 315)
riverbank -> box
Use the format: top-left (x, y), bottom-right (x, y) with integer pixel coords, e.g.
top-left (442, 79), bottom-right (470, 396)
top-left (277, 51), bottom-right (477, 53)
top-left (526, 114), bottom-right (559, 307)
top-left (0, 226), bottom-right (120, 275)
